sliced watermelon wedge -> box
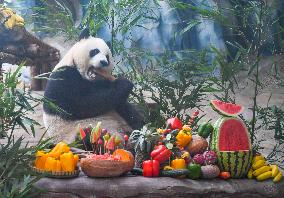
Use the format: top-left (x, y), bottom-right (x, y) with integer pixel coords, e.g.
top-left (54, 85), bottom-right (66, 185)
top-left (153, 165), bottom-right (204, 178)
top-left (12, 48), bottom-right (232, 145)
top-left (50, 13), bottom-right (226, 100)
top-left (210, 100), bottom-right (243, 117)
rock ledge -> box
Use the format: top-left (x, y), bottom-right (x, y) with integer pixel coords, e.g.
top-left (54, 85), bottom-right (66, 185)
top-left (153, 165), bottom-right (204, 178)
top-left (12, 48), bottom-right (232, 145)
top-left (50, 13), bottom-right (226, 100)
top-left (34, 174), bottom-right (284, 198)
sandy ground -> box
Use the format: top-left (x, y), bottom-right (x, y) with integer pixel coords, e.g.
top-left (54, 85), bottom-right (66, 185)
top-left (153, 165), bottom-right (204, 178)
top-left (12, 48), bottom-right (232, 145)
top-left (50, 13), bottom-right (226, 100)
top-left (6, 54), bottom-right (284, 166)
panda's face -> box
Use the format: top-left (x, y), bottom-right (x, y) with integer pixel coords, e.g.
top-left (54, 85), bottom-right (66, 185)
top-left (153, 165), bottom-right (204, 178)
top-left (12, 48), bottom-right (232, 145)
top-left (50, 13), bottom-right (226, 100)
top-left (73, 37), bottom-right (114, 81)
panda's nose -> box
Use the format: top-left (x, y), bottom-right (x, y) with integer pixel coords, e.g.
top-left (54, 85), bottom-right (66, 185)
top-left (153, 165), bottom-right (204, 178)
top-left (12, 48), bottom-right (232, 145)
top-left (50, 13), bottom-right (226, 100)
top-left (100, 60), bottom-right (108, 67)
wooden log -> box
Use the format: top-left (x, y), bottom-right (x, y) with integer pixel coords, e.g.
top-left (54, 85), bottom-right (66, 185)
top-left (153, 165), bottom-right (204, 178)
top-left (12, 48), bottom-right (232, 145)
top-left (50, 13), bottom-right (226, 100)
top-left (30, 66), bottom-right (42, 91)
top-left (0, 52), bottom-right (34, 65)
top-left (0, 24), bottom-right (60, 90)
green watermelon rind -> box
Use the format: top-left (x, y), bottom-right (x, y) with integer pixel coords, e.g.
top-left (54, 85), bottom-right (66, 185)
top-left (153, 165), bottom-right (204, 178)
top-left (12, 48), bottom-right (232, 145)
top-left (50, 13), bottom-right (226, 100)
top-left (216, 151), bottom-right (252, 178)
top-left (210, 100), bottom-right (244, 117)
top-left (210, 117), bottom-right (253, 178)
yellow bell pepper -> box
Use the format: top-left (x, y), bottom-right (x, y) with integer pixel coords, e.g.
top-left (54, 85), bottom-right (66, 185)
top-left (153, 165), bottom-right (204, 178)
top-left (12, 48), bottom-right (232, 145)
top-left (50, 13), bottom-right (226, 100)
top-left (35, 151), bottom-right (48, 169)
top-left (176, 130), bottom-right (192, 147)
top-left (44, 157), bottom-right (57, 171)
top-left (182, 125), bottom-right (191, 132)
top-left (73, 154), bottom-right (79, 167)
top-left (171, 159), bottom-right (186, 169)
top-left (60, 151), bottom-right (75, 172)
top-left (48, 142), bottom-right (70, 158)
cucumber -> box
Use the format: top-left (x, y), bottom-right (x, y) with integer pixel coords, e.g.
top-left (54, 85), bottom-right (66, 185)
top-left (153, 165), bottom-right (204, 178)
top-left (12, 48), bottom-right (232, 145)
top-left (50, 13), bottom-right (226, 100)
top-left (160, 169), bottom-right (190, 177)
top-left (131, 168), bottom-right (143, 175)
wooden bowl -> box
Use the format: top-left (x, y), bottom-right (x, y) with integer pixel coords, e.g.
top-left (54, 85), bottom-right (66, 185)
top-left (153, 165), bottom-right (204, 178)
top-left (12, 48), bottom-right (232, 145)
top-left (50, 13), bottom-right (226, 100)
top-left (80, 158), bottom-right (134, 177)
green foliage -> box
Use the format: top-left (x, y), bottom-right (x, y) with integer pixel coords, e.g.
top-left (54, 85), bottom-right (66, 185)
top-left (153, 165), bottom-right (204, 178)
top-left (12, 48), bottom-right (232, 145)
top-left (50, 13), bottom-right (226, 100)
top-left (82, 0), bottom-right (159, 54)
top-left (121, 49), bottom-right (214, 126)
top-left (0, 65), bottom-right (53, 197)
top-left (21, 0), bottom-right (79, 40)
top-left (181, 0), bottom-right (284, 164)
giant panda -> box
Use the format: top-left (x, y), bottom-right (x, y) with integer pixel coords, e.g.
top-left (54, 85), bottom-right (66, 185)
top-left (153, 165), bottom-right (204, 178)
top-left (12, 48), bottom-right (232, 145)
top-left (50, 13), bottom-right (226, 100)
top-left (43, 29), bottom-right (144, 143)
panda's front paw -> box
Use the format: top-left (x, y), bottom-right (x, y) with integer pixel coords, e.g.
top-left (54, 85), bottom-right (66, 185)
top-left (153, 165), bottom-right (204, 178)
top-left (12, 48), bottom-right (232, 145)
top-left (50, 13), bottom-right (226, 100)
top-left (115, 78), bottom-right (134, 93)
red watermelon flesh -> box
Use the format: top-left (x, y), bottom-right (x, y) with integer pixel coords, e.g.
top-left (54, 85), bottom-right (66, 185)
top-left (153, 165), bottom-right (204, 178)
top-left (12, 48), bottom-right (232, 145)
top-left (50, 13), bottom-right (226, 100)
top-left (218, 118), bottom-right (250, 151)
top-left (211, 100), bottom-right (243, 117)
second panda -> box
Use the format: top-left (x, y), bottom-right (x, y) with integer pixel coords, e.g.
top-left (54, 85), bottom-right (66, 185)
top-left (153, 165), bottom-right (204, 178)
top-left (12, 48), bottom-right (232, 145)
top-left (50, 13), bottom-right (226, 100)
top-left (43, 29), bottom-right (144, 143)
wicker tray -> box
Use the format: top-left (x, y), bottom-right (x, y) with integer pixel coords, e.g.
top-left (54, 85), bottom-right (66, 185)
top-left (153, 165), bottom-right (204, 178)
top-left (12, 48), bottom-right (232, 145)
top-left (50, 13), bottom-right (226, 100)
top-left (31, 166), bottom-right (80, 179)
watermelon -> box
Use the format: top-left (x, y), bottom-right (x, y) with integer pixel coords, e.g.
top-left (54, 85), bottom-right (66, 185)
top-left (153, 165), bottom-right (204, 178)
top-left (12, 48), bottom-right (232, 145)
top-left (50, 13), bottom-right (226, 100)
top-left (210, 100), bottom-right (243, 117)
top-left (210, 117), bottom-right (252, 178)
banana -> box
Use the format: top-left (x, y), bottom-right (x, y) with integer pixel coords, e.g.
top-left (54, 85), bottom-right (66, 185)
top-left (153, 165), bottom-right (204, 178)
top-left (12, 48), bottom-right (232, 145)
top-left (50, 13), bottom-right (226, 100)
top-left (257, 171), bottom-right (272, 181)
top-left (271, 165), bottom-right (279, 178)
top-left (247, 169), bottom-right (253, 179)
top-left (253, 166), bottom-right (271, 177)
top-left (252, 160), bottom-right (266, 170)
top-left (253, 155), bottom-right (265, 163)
top-left (273, 171), bottom-right (282, 183)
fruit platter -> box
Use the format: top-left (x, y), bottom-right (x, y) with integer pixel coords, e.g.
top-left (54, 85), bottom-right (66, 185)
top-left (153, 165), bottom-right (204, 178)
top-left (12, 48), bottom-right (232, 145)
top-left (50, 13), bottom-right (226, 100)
top-left (33, 100), bottom-right (282, 183)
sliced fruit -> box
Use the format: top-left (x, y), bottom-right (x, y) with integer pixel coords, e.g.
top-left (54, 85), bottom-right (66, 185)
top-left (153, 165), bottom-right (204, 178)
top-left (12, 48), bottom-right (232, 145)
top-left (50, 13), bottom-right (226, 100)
top-left (113, 149), bottom-right (134, 162)
top-left (210, 117), bottom-right (252, 178)
top-left (211, 117), bottom-right (251, 152)
top-left (210, 100), bottom-right (243, 117)
top-left (106, 135), bottom-right (116, 151)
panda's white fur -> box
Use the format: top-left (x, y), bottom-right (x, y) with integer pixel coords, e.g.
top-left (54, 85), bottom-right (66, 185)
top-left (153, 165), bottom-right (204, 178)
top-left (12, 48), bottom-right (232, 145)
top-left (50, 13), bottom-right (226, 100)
top-left (54, 37), bottom-right (114, 80)
top-left (43, 36), bottom-right (134, 143)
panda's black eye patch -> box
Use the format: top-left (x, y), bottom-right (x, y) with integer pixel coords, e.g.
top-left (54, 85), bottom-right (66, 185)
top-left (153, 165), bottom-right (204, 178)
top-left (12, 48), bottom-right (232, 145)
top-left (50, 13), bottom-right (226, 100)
top-left (90, 49), bottom-right (100, 57)
top-left (106, 55), bottom-right (109, 62)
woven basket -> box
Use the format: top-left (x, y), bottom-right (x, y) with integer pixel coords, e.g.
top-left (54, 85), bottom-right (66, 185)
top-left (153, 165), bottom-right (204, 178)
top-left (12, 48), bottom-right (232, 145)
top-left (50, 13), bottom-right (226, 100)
top-left (31, 166), bottom-right (80, 179)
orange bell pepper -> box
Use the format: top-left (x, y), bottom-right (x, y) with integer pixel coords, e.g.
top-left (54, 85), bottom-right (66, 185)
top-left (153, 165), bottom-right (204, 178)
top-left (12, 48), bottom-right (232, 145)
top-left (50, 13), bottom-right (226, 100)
top-left (35, 151), bottom-right (48, 169)
top-left (44, 157), bottom-right (57, 171)
top-left (54, 160), bottom-right (62, 172)
top-left (60, 151), bottom-right (75, 172)
top-left (48, 142), bottom-right (70, 158)
top-left (73, 154), bottom-right (79, 167)
top-left (171, 158), bottom-right (186, 169)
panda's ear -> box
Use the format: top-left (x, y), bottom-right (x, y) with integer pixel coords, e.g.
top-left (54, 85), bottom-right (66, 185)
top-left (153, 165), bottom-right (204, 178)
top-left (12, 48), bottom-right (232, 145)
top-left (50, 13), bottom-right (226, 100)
top-left (79, 28), bottom-right (90, 40)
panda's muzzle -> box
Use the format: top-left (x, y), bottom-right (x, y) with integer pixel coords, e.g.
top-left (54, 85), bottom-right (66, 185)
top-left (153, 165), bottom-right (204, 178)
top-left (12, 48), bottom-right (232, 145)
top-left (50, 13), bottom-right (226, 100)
top-left (87, 66), bottom-right (97, 79)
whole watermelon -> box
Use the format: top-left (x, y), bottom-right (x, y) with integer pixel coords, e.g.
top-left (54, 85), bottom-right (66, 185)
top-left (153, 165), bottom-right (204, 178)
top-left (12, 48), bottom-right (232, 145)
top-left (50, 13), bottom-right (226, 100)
top-left (210, 117), bottom-right (252, 178)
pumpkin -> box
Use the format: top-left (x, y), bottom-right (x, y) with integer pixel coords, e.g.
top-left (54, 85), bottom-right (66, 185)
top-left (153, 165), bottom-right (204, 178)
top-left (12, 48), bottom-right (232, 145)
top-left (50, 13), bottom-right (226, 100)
top-left (187, 135), bottom-right (208, 155)
top-left (80, 149), bottom-right (134, 177)
top-left (113, 149), bottom-right (135, 172)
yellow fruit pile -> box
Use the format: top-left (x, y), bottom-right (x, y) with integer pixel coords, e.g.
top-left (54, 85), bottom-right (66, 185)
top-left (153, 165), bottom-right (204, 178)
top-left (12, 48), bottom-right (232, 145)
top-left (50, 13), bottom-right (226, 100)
top-left (247, 154), bottom-right (282, 183)
top-left (0, 6), bottom-right (25, 29)
top-left (34, 142), bottom-right (79, 172)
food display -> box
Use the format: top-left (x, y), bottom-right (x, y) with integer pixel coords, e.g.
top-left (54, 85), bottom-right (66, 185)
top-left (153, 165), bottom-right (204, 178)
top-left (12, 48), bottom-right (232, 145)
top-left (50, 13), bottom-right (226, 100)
top-left (33, 142), bottom-right (79, 177)
top-left (37, 100), bottom-right (282, 184)
top-left (80, 149), bottom-right (134, 177)
top-left (77, 122), bottom-right (134, 177)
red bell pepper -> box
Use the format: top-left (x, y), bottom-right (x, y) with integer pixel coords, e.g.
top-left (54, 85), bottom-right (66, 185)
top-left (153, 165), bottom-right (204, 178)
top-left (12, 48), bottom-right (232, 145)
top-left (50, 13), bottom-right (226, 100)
top-left (166, 117), bottom-right (183, 130)
top-left (150, 145), bottom-right (172, 164)
top-left (142, 160), bottom-right (160, 177)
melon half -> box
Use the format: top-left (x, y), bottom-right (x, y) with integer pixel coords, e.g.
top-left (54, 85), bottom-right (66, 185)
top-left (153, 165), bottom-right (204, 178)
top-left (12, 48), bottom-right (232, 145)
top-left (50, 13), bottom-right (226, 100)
top-left (210, 117), bottom-right (252, 178)
top-left (210, 100), bottom-right (243, 117)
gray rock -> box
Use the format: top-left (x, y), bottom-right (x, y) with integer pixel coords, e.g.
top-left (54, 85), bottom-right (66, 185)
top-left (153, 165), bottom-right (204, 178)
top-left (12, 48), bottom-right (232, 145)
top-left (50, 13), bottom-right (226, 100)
top-left (34, 174), bottom-right (284, 198)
